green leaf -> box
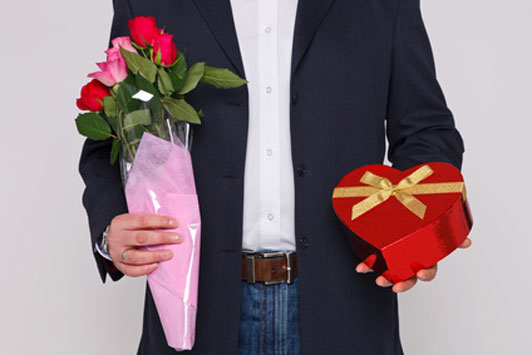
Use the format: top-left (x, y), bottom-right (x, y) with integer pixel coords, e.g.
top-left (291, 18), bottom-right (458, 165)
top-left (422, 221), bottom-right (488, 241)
top-left (135, 75), bottom-right (160, 97)
top-left (120, 46), bottom-right (157, 83)
top-left (146, 98), bottom-right (162, 123)
top-left (106, 114), bottom-right (119, 136)
top-left (168, 52), bottom-right (187, 93)
top-left (116, 75), bottom-right (141, 113)
top-left (132, 75), bottom-right (163, 120)
top-left (171, 51), bottom-right (187, 80)
top-left (123, 109), bottom-right (152, 130)
top-left (168, 70), bottom-right (185, 93)
top-left (103, 96), bottom-right (117, 118)
top-left (157, 76), bottom-right (168, 95)
top-left (157, 68), bottom-right (174, 95)
top-left (161, 97), bottom-right (202, 125)
top-left (171, 93), bottom-right (185, 100)
top-left (75, 113), bottom-right (112, 140)
top-left (103, 96), bottom-right (119, 134)
top-left (110, 138), bottom-right (120, 164)
top-left (178, 62), bottom-right (205, 94)
top-left (200, 65), bottom-right (248, 88)
top-left (197, 109), bottom-right (205, 118)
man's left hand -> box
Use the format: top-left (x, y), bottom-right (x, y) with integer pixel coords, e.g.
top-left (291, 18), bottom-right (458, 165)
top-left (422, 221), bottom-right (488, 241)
top-left (355, 238), bottom-right (472, 293)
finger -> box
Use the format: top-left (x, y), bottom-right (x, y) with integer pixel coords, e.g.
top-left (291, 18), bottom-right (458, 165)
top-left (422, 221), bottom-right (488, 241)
top-left (459, 238), bottom-right (472, 249)
top-left (416, 264), bottom-right (438, 282)
top-left (356, 262), bottom-right (373, 273)
top-left (126, 230), bottom-right (182, 247)
top-left (115, 213), bottom-right (179, 231)
top-left (119, 262), bottom-right (159, 277)
top-left (121, 248), bottom-right (174, 265)
top-left (393, 277), bottom-right (417, 293)
top-left (108, 245), bottom-right (124, 264)
top-left (376, 276), bottom-right (393, 287)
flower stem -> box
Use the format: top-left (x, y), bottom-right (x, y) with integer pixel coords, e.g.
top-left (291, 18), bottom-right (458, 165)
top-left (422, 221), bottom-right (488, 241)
top-left (118, 110), bottom-right (135, 161)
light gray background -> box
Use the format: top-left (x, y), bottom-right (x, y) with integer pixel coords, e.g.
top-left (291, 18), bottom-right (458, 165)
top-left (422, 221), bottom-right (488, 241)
top-left (0, 1), bottom-right (530, 354)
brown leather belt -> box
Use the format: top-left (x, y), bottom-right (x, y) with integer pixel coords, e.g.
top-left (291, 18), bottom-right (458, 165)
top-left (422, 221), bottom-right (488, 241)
top-left (241, 251), bottom-right (297, 285)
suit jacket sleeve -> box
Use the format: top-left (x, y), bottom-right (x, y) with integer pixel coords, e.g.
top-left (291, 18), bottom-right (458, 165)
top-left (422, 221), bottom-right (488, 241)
top-left (385, 0), bottom-right (465, 171)
top-left (79, 0), bottom-right (134, 283)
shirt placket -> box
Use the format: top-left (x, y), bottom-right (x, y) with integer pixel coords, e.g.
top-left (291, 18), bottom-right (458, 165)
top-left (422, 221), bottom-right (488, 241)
top-left (258, 0), bottom-right (282, 247)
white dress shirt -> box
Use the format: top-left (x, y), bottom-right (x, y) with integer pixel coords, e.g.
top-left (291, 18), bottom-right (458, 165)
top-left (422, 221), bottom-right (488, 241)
top-left (231, 0), bottom-right (299, 252)
top-left (96, 0), bottom-right (300, 259)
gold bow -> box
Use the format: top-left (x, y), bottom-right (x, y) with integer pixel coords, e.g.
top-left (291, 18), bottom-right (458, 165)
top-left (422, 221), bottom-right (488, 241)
top-left (333, 165), bottom-right (466, 220)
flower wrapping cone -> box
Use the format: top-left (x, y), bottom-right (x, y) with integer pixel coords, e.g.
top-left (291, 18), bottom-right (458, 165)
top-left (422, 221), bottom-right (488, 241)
top-left (124, 133), bottom-right (201, 351)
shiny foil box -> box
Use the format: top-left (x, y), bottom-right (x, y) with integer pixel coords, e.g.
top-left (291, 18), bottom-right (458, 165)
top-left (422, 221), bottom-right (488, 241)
top-left (332, 162), bottom-right (473, 283)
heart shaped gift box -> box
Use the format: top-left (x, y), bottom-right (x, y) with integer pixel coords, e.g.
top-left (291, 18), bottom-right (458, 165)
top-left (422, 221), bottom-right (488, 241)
top-left (332, 162), bottom-right (473, 283)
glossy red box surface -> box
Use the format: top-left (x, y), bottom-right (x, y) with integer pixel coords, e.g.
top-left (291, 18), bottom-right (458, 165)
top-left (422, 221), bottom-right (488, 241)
top-left (332, 162), bottom-right (473, 283)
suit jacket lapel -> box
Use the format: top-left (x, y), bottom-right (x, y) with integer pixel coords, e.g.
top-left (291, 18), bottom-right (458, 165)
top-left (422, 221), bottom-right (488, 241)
top-left (192, 0), bottom-right (336, 79)
top-left (191, 0), bottom-right (246, 78)
top-left (291, 0), bottom-right (336, 76)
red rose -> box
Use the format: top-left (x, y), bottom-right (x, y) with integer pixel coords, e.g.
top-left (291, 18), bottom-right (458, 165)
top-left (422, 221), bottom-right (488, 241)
top-left (128, 16), bottom-right (161, 47)
top-left (76, 79), bottom-right (111, 111)
top-left (152, 33), bottom-right (178, 66)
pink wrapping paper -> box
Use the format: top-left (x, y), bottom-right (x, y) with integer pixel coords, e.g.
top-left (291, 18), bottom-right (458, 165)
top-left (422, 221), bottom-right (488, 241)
top-left (124, 132), bottom-right (201, 351)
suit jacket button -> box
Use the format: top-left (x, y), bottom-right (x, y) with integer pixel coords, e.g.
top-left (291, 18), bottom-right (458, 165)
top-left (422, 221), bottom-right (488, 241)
top-left (291, 93), bottom-right (298, 105)
top-left (299, 236), bottom-right (310, 249)
top-left (296, 164), bottom-right (306, 177)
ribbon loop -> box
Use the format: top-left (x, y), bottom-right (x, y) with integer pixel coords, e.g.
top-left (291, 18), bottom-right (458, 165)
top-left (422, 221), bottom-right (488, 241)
top-left (348, 165), bottom-right (434, 220)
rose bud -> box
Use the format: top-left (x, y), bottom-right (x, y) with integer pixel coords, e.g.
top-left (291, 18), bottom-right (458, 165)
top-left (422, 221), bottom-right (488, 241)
top-left (107, 36), bottom-right (137, 54)
top-left (152, 33), bottom-right (178, 66)
top-left (76, 79), bottom-right (111, 112)
top-left (128, 16), bottom-right (161, 47)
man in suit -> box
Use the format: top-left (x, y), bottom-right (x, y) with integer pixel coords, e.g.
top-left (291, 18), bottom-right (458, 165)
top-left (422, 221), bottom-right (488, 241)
top-left (79, 0), bottom-right (470, 354)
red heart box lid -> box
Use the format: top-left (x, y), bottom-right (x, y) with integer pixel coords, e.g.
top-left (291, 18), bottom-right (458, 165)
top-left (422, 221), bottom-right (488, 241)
top-left (332, 162), bottom-right (473, 283)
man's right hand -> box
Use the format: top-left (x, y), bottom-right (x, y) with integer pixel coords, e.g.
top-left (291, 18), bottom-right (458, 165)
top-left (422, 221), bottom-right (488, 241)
top-left (107, 213), bottom-right (182, 277)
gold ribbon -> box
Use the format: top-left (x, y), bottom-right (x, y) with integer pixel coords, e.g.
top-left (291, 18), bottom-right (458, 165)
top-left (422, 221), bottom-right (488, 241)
top-left (333, 165), bottom-right (466, 220)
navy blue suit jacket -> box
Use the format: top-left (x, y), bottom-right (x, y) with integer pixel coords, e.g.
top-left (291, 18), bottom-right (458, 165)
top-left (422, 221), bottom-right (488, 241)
top-left (79, 0), bottom-right (465, 354)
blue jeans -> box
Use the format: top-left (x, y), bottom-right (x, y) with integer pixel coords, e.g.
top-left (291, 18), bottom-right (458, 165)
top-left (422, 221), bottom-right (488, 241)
top-left (237, 277), bottom-right (301, 354)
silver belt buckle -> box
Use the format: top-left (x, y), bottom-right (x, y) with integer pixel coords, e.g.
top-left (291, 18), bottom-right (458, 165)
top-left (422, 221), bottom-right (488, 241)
top-left (260, 251), bottom-right (294, 285)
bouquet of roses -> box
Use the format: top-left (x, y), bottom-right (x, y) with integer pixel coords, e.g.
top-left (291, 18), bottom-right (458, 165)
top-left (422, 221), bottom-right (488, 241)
top-left (75, 16), bottom-right (246, 351)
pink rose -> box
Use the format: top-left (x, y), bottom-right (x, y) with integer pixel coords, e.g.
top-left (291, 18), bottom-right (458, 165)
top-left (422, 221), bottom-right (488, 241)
top-left (128, 16), bottom-right (161, 47)
top-left (152, 33), bottom-right (178, 66)
top-left (106, 36), bottom-right (137, 55)
top-left (76, 79), bottom-right (111, 111)
top-left (88, 56), bottom-right (127, 87)
top-left (88, 37), bottom-right (136, 86)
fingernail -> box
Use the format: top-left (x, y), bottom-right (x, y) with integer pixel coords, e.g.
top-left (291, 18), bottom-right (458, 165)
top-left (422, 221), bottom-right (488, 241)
top-left (171, 234), bottom-right (181, 243)
top-left (377, 278), bottom-right (392, 287)
top-left (162, 251), bottom-right (173, 259)
top-left (168, 218), bottom-right (178, 226)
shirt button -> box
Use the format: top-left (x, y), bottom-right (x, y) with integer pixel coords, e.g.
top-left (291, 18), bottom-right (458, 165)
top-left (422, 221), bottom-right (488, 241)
top-left (265, 26), bottom-right (271, 33)
top-left (266, 149), bottom-right (273, 156)
top-left (266, 86), bottom-right (272, 94)
top-left (296, 164), bottom-right (306, 177)
top-left (299, 236), bottom-right (310, 249)
top-left (267, 213), bottom-right (274, 221)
